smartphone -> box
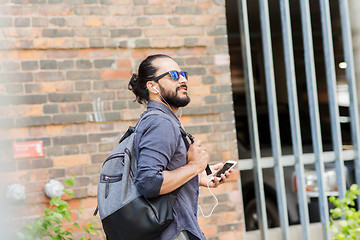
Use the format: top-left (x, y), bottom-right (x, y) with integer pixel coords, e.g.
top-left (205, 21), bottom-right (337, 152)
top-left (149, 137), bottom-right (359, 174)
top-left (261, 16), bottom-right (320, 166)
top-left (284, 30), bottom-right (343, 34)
top-left (211, 160), bottom-right (237, 181)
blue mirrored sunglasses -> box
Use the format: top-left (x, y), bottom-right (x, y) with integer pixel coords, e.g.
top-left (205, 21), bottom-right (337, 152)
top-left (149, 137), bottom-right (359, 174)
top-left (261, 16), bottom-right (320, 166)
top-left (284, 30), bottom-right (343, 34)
top-left (152, 70), bottom-right (188, 82)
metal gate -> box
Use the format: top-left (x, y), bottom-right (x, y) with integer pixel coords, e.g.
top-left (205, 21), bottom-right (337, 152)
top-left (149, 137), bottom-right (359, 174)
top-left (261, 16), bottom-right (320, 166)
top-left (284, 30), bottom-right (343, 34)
top-left (235, 0), bottom-right (360, 239)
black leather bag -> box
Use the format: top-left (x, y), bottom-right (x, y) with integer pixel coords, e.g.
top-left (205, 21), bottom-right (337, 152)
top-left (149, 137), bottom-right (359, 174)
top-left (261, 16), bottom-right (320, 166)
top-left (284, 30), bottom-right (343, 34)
top-left (102, 194), bottom-right (176, 240)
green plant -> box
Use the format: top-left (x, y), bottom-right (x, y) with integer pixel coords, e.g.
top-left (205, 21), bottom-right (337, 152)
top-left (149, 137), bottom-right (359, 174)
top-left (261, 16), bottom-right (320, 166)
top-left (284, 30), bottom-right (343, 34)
top-left (329, 184), bottom-right (360, 240)
top-left (16, 176), bottom-right (99, 240)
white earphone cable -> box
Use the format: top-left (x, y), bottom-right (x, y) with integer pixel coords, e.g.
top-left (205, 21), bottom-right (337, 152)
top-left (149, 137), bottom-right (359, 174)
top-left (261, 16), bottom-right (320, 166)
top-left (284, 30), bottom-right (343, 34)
top-left (155, 88), bottom-right (173, 111)
top-left (198, 179), bottom-right (218, 218)
top-left (154, 87), bottom-right (218, 217)
top-left (155, 87), bottom-right (183, 120)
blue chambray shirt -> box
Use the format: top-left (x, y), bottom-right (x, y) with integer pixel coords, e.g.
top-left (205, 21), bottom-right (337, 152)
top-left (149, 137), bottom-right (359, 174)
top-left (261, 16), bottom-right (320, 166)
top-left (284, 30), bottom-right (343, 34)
top-left (134, 101), bottom-right (206, 240)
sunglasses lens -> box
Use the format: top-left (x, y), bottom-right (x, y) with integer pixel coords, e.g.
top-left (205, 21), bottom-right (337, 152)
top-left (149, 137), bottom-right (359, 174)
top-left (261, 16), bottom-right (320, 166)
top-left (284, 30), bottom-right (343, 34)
top-left (168, 71), bottom-right (188, 81)
top-left (180, 72), bottom-right (188, 80)
top-left (170, 71), bottom-right (179, 81)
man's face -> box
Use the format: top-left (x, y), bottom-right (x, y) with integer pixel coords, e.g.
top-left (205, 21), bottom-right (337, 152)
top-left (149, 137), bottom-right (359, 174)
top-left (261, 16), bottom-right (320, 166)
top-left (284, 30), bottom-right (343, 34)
top-left (153, 58), bottom-right (190, 108)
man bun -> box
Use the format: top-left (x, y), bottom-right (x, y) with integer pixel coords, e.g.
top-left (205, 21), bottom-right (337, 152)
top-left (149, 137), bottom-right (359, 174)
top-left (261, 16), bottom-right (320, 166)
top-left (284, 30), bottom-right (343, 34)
top-left (128, 73), bottom-right (149, 104)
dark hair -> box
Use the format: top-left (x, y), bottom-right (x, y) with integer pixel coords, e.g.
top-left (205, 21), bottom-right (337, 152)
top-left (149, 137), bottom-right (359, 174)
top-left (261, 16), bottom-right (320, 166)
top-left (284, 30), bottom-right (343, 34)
top-left (128, 54), bottom-right (172, 104)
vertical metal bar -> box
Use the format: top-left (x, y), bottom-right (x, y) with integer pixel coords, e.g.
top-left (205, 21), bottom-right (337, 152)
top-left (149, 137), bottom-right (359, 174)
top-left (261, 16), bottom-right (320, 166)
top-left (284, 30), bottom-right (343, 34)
top-left (237, 0), bottom-right (269, 239)
top-left (319, 0), bottom-right (346, 198)
top-left (279, 0), bottom-right (310, 239)
top-left (298, 0), bottom-right (330, 239)
top-left (258, 0), bottom-right (289, 239)
top-left (338, 0), bottom-right (360, 206)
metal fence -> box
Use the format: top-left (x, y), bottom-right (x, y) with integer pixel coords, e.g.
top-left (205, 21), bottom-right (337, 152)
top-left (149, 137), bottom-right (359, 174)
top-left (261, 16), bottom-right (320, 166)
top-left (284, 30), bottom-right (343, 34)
top-left (236, 0), bottom-right (360, 239)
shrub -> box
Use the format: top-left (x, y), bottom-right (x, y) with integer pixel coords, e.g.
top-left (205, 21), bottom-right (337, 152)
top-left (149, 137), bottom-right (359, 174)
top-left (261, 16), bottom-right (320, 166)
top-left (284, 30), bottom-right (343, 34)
top-left (329, 184), bottom-right (360, 240)
top-left (16, 177), bottom-right (99, 240)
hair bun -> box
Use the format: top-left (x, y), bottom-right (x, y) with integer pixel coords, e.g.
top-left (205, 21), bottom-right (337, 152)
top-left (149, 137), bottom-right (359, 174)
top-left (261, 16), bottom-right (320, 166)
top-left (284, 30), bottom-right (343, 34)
top-left (131, 73), bottom-right (138, 82)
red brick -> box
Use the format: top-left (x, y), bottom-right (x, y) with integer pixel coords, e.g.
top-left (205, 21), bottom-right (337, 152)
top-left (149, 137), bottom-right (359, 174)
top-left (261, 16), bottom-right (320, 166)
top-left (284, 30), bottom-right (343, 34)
top-left (131, 48), bottom-right (176, 59)
top-left (26, 192), bottom-right (47, 204)
top-left (66, 166), bottom-right (84, 177)
top-left (81, 197), bottom-right (97, 209)
top-left (27, 126), bottom-right (47, 138)
top-left (78, 208), bottom-right (96, 221)
top-left (8, 50), bottom-right (46, 60)
top-left (79, 49), bottom-right (115, 59)
top-left (100, 69), bottom-right (131, 79)
top-left (218, 229), bottom-right (243, 240)
top-left (45, 125), bottom-right (63, 136)
top-left (116, 59), bottom-right (132, 68)
top-left (84, 17), bottom-right (102, 27)
top-left (33, 39), bottom-right (52, 49)
top-left (41, 82), bottom-right (73, 93)
top-left (1, 170), bottom-right (30, 182)
top-left (53, 154), bottom-right (90, 167)
top-left (13, 203), bottom-right (46, 218)
top-left (69, 211), bottom-right (78, 222)
top-left (2, 6), bottom-right (33, 16)
top-left (47, 50), bottom-right (79, 59)
top-left (7, 105), bottom-right (43, 117)
top-left (25, 180), bottom-right (47, 193)
top-left (151, 16), bottom-right (167, 26)
top-left (59, 102), bottom-right (78, 113)
top-left (8, 127), bottom-right (28, 139)
top-left (201, 225), bottom-right (217, 237)
top-left (67, 199), bottom-right (81, 210)
top-left (29, 168), bottom-right (49, 181)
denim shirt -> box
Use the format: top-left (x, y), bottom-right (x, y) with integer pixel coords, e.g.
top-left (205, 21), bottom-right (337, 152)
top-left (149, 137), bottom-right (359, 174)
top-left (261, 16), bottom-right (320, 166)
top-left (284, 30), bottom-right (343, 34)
top-left (134, 101), bottom-right (206, 240)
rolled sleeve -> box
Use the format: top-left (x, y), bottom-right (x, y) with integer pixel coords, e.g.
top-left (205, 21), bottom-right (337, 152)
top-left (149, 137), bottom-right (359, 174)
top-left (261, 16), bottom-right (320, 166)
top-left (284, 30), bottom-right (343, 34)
top-left (135, 117), bottom-right (178, 198)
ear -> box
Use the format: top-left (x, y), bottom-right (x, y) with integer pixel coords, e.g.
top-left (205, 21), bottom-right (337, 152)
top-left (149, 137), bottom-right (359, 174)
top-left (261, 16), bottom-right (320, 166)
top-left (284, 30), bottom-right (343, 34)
top-left (146, 81), bottom-right (158, 94)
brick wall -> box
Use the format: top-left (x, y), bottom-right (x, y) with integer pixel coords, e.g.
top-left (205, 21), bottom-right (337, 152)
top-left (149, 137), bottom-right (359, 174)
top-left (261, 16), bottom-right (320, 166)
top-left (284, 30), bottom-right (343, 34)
top-left (0, 0), bottom-right (244, 239)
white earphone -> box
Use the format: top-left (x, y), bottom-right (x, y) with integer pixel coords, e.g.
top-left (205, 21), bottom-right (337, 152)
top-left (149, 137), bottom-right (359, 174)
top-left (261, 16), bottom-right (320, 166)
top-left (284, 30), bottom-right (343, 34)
top-left (153, 86), bottom-right (160, 93)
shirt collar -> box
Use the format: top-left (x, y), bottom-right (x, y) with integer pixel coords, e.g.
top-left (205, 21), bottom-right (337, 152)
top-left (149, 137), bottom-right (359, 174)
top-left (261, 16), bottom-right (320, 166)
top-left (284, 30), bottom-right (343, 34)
top-left (146, 101), bottom-right (180, 124)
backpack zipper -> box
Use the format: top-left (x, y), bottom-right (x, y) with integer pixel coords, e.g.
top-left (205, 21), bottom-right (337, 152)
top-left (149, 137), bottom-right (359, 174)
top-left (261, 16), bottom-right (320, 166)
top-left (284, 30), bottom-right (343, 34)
top-left (102, 174), bottom-right (122, 198)
top-left (102, 153), bottom-right (125, 166)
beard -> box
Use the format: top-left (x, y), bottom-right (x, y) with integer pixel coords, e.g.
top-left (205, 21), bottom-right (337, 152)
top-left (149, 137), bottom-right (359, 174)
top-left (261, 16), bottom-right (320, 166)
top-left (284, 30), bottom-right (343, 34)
top-left (158, 83), bottom-right (191, 108)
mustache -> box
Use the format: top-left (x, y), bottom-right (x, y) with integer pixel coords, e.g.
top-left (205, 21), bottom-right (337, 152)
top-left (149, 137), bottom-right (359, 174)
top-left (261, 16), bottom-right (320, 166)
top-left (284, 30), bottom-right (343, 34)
top-left (176, 84), bottom-right (187, 91)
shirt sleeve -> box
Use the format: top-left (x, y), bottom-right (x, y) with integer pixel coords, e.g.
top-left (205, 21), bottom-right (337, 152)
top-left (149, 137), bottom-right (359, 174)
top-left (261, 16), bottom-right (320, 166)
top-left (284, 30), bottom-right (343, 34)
top-left (135, 116), bottom-right (179, 198)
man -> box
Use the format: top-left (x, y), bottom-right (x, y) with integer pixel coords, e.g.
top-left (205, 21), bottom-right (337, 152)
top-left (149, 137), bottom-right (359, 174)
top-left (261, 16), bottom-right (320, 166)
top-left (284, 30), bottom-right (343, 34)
top-left (128, 54), bottom-right (232, 240)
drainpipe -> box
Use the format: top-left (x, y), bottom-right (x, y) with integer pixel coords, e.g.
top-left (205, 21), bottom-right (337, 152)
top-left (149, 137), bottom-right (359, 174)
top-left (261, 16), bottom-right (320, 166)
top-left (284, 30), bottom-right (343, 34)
top-left (349, 0), bottom-right (360, 112)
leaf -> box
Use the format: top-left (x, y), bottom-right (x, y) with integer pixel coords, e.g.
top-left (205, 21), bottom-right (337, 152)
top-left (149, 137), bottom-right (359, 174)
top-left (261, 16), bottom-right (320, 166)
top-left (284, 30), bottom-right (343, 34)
top-left (63, 189), bottom-right (74, 196)
top-left (51, 197), bottom-right (62, 207)
top-left (64, 176), bottom-right (75, 186)
top-left (330, 225), bottom-right (339, 234)
top-left (332, 208), bottom-right (343, 219)
top-left (338, 220), bottom-right (349, 228)
top-left (82, 226), bottom-right (90, 234)
top-left (350, 184), bottom-right (358, 191)
top-left (89, 228), bottom-right (99, 234)
top-left (63, 179), bottom-right (73, 186)
top-left (52, 212), bottom-right (63, 222)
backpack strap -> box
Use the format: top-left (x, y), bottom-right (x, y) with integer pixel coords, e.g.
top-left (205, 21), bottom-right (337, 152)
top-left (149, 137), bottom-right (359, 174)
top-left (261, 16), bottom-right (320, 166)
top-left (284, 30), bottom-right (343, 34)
top-left (136, 110), bottom-right (210, 174)
top-left (134, 110), bottom-right (190, 200)
top-left (136, 110), bottom-right (195, 148)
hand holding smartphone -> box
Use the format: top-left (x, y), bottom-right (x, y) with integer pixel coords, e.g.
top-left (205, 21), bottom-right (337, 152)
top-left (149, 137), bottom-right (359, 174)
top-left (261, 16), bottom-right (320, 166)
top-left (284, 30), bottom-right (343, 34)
top-left (210, 160), bottom-right (237, 181)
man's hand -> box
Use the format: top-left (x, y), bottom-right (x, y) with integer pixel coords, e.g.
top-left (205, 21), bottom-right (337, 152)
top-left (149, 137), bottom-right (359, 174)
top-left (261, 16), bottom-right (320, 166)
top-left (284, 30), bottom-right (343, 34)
top-left (199, 163), bottom-right (233, 188)
top-left (186, 140), bottom-right (209, 174)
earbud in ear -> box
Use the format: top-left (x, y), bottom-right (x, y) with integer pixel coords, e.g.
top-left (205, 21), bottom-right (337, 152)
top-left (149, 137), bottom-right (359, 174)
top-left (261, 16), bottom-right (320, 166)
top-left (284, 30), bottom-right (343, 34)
top-left (153, 87), bottom-right (159, 93)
